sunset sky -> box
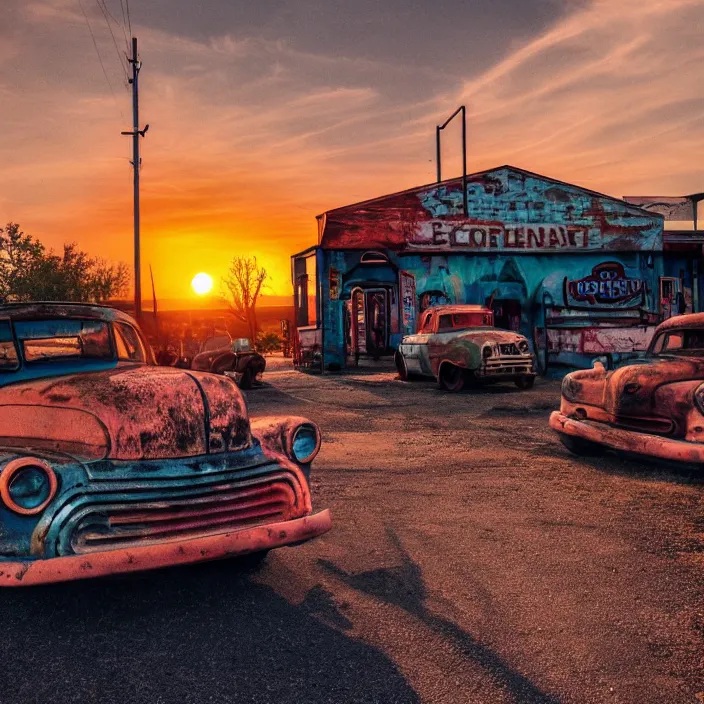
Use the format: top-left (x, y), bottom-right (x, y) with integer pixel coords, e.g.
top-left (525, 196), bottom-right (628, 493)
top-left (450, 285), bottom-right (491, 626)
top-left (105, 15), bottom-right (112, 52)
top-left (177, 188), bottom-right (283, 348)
top-left (1, 0), bottom-right (703, 306)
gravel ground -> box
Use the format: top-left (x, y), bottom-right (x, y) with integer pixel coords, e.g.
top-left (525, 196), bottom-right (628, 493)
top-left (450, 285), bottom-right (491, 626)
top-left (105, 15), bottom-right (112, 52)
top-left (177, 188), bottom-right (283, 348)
top-left (0, 367), bottom-right (702, 704)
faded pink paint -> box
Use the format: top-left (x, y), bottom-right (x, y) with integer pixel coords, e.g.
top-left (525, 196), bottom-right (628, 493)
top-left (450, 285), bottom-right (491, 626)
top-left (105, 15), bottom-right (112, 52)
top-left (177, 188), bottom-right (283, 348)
top-left (0, 366), bottom-right (250, 460)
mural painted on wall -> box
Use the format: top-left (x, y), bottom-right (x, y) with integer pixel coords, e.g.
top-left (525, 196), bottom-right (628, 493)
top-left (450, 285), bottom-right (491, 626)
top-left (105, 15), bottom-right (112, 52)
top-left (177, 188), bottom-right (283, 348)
top-left (564, 262), bottom-right (645, 309)
top-left (319, 166), bottom-right (663, 253)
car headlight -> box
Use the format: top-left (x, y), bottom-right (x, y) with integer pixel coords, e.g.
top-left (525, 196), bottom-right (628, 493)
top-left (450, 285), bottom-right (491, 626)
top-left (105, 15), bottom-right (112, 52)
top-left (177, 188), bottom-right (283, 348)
top-left (0, 458), bottom-right (57, 515)
top-left (694, 383), bottom-right (704, 415)
top-left (518, 339), bottom-right (530, 354)
top-left (291, 423), bottom-right (321, 464)
top-left (482, 344), bottom-right (493, 359)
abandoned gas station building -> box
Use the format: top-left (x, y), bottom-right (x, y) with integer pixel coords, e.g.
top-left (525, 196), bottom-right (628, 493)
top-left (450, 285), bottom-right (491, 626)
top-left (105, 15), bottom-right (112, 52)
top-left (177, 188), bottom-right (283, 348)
top-left (291, 165), bottom-right (703, 372)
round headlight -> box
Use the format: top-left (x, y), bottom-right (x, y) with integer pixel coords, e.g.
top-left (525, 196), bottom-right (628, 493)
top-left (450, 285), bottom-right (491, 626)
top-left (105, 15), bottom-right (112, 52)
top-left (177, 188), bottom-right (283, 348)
top-left (518, 339), bottom-right (530, 354)
top-left (482, 344), bottom-right (493, 359)
top-left (291, 424), bottom-right (320, 464)
top-left (694, 383), bottom-right (704, 415)
top-left (0, 458), bottom-right (57, 515)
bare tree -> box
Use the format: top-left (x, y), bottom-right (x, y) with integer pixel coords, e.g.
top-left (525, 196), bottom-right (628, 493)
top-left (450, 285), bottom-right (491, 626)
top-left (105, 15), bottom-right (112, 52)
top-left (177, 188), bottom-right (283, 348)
top-left (221, 256), bottom-right (268, 343)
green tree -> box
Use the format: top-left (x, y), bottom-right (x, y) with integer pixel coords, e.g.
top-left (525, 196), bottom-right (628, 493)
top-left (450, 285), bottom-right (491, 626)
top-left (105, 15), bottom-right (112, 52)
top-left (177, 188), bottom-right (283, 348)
top-left (0, 222), bottom-right (129, 303)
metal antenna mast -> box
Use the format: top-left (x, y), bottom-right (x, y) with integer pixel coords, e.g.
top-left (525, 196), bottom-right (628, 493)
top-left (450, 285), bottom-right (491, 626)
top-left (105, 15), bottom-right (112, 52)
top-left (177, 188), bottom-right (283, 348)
top-left (122, 37), bottom-right (149, 321)
top-left (436, 105), bottom-right (468, 216)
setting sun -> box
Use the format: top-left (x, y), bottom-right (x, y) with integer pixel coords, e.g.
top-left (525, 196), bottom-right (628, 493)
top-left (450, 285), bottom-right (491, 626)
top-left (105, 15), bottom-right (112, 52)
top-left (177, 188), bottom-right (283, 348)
top-left (191, 272), bottom-right (213, 296)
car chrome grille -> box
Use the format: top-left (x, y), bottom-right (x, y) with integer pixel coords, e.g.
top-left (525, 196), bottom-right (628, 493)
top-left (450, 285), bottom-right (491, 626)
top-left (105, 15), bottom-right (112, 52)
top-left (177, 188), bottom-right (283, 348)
top-left (64, 469), bottom-right (306, 555)
top-left (482, 354), bottom-right (533, 375)
top-left (499, 343), bottom-right (520, 355)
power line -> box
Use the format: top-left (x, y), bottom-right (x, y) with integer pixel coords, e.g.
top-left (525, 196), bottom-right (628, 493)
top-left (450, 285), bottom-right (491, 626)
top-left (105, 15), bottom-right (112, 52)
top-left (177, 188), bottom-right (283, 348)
top-left (118, 0), bottom-right (130, 50)
top-left (95, 0), bottom-right (129, 83)
top-left (78, 0), bottom-right (124, 118)
top-left (125, 0), bottom-right (132, 38)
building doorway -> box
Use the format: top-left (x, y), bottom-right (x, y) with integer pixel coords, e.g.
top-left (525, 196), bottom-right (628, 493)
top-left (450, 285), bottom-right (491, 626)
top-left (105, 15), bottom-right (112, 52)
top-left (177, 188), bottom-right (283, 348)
top-left (349, 287), bottom-right (391, 362)
top-left (490, 298), bottom-right (522, 331)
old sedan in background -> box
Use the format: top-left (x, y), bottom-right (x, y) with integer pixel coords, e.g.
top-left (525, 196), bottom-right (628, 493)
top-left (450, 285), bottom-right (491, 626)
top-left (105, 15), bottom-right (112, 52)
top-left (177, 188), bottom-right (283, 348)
top-left (395, 305), bottom-right (536, 392)
top-left (190, 334), bottom-right (266, 389)
top-left (0, 303), bottom-right (330, 586)
top-left (550, 312), bottom-right (704, 464)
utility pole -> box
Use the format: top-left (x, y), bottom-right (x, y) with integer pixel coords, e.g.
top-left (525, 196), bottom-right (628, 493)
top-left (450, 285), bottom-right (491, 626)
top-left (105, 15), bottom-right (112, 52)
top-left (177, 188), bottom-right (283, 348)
top-left (122, 37), bottom-right (149, 322)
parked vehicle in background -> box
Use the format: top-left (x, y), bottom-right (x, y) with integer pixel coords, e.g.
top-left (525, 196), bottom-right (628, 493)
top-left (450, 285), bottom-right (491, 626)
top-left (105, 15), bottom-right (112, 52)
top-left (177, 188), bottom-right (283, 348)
top-left (189, 334), bottom-right (266, 389)
top-left (395, 304), bottom-right (536, 392)
top-left (550, 313), bottom-right (704, 463)
top-left (0, 302), bottom-right (330, 586)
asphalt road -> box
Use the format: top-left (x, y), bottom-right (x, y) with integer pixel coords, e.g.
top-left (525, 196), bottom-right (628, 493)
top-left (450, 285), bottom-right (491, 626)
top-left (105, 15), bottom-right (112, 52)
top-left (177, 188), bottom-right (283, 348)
top-left (1, 366), bottom-right (702, 704)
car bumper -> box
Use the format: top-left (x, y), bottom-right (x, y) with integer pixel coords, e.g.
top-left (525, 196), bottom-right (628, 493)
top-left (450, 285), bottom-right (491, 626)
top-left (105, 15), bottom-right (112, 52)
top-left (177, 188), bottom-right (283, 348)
top-left (0, 509), bottom-right (332, 587)
top-left (549, 412), bottom-right (704, 464)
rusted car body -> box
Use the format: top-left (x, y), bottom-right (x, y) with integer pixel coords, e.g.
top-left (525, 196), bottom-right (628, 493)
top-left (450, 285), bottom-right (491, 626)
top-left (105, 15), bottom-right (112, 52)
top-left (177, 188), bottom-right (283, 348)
top-left (0, 303), bottom-right (330, 586)
top-left (550, 312), bottom-right (704, 464)
top-left (190, 335), bottom-right (266, 389)
top-left (396, 305), bottom-right (536, 392)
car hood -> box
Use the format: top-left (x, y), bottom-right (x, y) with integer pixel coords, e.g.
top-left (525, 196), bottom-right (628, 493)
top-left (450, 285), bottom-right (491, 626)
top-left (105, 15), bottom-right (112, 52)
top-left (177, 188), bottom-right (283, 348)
top-left (448, 329), bottom-right (528, 346)
top-left (0, 365), bottom-right (251, 461)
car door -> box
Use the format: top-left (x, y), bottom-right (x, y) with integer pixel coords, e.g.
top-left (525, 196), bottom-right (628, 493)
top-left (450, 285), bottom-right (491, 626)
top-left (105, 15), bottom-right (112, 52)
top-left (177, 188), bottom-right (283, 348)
top-left (400, 311), bottom-right (434, 375)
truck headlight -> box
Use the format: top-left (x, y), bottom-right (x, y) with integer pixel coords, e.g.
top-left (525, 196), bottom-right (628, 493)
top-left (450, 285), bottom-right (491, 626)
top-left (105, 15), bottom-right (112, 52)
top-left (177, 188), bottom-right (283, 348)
top-left (561, 374), bottom-right (582, 403)
top-left (0, 458), bottom-right (57, 515)
top-left (291, 423), bottom-right (320, 464)
top-left (482, 344), bottom-right (493, 359)
top-left (518, 339), bottom-right (530, 354)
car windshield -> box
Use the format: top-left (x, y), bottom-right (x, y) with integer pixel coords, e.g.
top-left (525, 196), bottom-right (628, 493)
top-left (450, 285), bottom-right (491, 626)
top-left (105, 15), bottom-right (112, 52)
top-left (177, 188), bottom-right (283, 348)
top-left (202, 335), bottom-right (232, 352)
top-left (649, 328), bottom-right (704, 357)
top-left (437, 312), bottom-right (493, 331)
top-left (14, 319), bottom-right (113, 363)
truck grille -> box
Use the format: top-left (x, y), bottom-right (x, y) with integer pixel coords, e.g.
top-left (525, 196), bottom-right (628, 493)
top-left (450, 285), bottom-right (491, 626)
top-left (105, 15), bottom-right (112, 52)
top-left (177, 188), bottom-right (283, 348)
top-left (499, 343), bottom-right (520, 355)
top-left (610, 415), bottom-right (677, 437)
top-left (64, 469), bottom-right (306, 554)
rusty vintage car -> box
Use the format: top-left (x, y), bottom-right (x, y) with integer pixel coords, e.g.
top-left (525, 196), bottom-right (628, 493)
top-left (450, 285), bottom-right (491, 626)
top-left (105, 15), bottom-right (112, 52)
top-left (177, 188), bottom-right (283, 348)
top-left (0, 303), bottom-right (331, 586)
top-left (395, 305), bottom-right (536, 392)
top-left (190, 334), bottom-right (266, 389)
top-left (550, 312), bottom-right (704, 464)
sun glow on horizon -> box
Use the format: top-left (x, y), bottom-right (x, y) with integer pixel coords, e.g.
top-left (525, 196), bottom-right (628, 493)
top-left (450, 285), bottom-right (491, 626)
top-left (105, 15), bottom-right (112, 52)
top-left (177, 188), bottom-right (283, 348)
top-left (191, 272), bottom-right (214, 296)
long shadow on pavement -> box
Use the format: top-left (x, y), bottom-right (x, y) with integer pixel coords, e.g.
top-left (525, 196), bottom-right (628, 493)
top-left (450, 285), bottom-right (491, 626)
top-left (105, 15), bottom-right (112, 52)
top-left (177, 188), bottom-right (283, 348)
top-left (0, 558), bottom-right (419, 704)
top-left (320, 529), bottom-right (561, 704)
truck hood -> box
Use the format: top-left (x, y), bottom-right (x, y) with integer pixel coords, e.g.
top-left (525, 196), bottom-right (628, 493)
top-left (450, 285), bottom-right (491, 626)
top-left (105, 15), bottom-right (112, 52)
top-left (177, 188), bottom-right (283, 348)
top-left (564, 356), bottom-right (704, 436)
top-left (0, 366), bottom-right (251, 460)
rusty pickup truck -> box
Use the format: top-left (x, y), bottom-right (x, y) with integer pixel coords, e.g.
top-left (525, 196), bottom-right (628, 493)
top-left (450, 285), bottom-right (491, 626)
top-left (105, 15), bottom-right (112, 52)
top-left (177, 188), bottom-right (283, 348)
top-left (0, 302), bottom-right (330, 586)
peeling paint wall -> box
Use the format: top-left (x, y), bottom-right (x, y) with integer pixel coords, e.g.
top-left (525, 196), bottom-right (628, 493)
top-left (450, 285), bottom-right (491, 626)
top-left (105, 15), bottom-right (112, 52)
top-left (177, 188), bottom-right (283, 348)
top-left (297, 166), bottom-right (668, 372)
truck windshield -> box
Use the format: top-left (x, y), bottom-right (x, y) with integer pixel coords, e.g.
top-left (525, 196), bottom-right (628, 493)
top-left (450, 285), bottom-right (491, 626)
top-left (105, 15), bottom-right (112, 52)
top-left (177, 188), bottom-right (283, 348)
top-left (14, 319), bottom-right (113, 363)
top-left (649, 328), bottom-right (704, 357)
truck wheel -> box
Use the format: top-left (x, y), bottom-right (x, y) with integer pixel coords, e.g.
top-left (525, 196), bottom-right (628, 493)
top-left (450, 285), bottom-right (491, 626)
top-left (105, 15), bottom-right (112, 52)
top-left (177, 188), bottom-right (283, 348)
top-left (559, 434), bottom-right (604, 457)
top-left (395, 351), bottom-right (410, 381)
top-left (239, 367), bottom-right (253, 390)
top-left (515, 375), bottom-right (535, 390)
top-left (438, 363), bottom-right (466, 392)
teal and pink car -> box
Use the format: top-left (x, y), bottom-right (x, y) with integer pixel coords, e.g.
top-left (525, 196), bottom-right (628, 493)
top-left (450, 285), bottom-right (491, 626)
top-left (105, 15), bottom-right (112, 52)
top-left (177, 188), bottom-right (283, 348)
top-left (0, 303), bottom-right (331, 586)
